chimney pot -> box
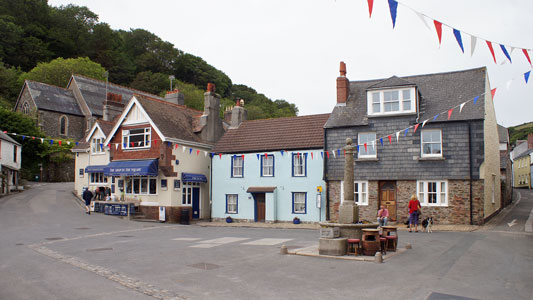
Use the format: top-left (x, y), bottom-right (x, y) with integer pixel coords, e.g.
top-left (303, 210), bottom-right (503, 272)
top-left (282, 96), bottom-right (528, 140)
top-left (339, 61), bottom-right (347, 77)
top-left (235, 99), bottom-right (240, 107)
top-left (207, 83), bottom-right (216, 93)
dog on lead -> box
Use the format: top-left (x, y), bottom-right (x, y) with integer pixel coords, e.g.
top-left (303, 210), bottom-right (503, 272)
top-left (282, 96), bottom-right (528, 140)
top-left (422, 217), bottom-right (434, 233)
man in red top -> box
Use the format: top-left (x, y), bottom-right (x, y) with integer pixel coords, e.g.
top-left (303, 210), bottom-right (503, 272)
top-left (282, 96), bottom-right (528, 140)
top-left (408, 195), bottom-right (421, 232)
top-left (377, 205), bottom-right (389, 227)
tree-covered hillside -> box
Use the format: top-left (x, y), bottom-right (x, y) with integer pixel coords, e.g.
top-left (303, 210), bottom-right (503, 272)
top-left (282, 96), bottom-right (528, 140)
top-left (0, 0), bottom-right (297, 118)
top-left (509, 122), bottom-right (533, 145)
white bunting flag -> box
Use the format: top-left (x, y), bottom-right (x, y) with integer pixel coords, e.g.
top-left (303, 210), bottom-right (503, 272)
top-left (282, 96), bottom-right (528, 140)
top-left (396, 131), bottom-right (400, 142)
top-left (459, 102), bottom-right (466, 113)
top-left (470, 35), bottom-right (477, 57)
top-left (371, 140), bottom-right (375, 149)
top-left (422, 119), bottom-right (429, 128)
top-left (506, 80), bottom-right (512, 90)
top-left (116, 143), bottom-right (119, 150)
top-left (40, 138), bottom-right (44, 143)
top-left (415, 11), bottom-right (431, 31)
top-left (182, 147), bottom-right (186, 153)
top-left (332, 150), bottom-right (336, 158)
top-left (67, 141), bottom-right (70, 145)
top-left (204, 151), bottom-right (208, 157)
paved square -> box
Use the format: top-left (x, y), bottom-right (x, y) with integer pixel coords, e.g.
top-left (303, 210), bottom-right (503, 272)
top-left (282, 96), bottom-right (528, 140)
top-left (198, 237), bottom-right (249, 244)
top-left (172, 237), bottom-right (202, 241)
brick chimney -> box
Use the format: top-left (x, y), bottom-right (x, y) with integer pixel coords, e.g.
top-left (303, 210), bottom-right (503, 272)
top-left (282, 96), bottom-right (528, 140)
top-left (336, 61), bottom-right (349, 105)
top-left (230, 99), bottom-right (247, 129)
top-left (165, 89), bottom-right (185, 105)
top-left (103, 92), bottom-right (125, 121)
top-left (528, 133), bottom-right (533, 149)
top-left (199, 83), bottom-right (224, 143)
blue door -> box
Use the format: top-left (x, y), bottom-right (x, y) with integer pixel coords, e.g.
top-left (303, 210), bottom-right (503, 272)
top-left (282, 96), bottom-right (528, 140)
top-left (192, 187), bottom-right (200, 219)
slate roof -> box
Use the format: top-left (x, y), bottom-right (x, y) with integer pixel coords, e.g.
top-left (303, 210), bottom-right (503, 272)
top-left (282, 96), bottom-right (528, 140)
top-left (497, 124), bottom-right (509, 144)
top-left (212, 113), bottom-right (330, 153)
top-left (0, 131), bottom-right (21, 146)
top-left (325, 67), bottom-right (487, 128)
top-left (25, 81), bottom-right (83, 116)
top-left (500, 152), bottom-right (510, 169)
top-left (514, 148), bottom-right (533, 160)
top-left (71, 75), bottom-right (164, 117)
top-left (134, 95), bottom-right (206, 145)
top-left (71, 119), bottom-right (116, 151)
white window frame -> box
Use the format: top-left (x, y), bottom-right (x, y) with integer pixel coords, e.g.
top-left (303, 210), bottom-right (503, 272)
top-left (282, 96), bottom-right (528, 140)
top-left (417, 180), bottom-right (448, 206)
top-left (89, 172), bottom-right (107, 184)
top-left (226, 194), bottom-right (238, 214)
top-left (293, 192), bottom-right (307, 214)
top-left (340, 180), bottom-right (369, 206)
top-left (91, 137), bottom-right (105, 154)
top-left (231, 156), bottom-right (243, 178)
top-left (292, 153), bottom-right (306, 177)
top-left (421, 129), bottom-right (443, 158)
top-left (124, 176), bottom-right (157, 195)
top-left (261, 155), bottom-right (274, 177)
top-left (182, 182), bottom-right (200, 205)
top-left (122, 127), bottom-right (151, 149)
top-left (367, 87), bottom-right (416, 116)
top-left (358, 133), bottom-right (377, 158)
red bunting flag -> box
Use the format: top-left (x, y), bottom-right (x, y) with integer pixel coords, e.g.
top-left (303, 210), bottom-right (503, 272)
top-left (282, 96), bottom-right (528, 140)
top-left (154, 140), bottom-right (157, 145)
top-left (175, 144), bottom-right (179, 149)
top-left (448, 108), bottom-right (453, 120)
top-left (297, 152), bottom-right (300, 159)
top-left (130, 142), bottom-right (134, 147)
top-left (241, 155), bottom-right (245, 160)
top-left (367, 0), bottom-right (374, 18)
top-left (311, 152), bottom-right (314, 160)
top-left (414, 123), bottom-right (420, 133)
top-left (388, 135), bottom-right (392, 144)
top-left (433, 20), bottom-right (443, 45)
top-left (326, 151), bottom-right (330, 159)
top-left (197, 150), bottom-right (200, 156)
top-left (491, 88), bottom-right (497, 99)
top-left (486, 41), bottom-right (497, 64)
top-left (264, 153), bottom-right (268, 159)
top-left (364, 143), bottom-right (367, 152)
top-left (523, 49), bottom-right (532, 66)
top-left (343, 149), bottom-right (346, 156)
top-left (58, 140), bottom-right (62, 146)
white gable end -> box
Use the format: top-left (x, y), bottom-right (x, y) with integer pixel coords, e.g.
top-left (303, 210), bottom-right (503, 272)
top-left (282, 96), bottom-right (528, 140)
top-left (123, 103), bottom-right (149, 125)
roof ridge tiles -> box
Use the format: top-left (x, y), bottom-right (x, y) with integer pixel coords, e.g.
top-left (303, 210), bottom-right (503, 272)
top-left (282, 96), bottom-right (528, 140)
top-left (134, 94), bottom-right (203, 114)
top-left (72, 74), bottom-right (163, 99)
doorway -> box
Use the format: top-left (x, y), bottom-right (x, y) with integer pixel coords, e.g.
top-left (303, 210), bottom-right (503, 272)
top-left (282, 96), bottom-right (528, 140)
top-left (192, 187), bottom-right (200, 219)
top-left (254, 193), bottom-right (266, 222)
top-left (379, 181), bottom-right (397, 221)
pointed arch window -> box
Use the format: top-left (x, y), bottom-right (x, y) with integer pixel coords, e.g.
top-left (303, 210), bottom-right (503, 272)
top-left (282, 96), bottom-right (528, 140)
top-left (59, 115), bottom-right (68, 136)
top-left (22, 102), bottom-right (31, 115)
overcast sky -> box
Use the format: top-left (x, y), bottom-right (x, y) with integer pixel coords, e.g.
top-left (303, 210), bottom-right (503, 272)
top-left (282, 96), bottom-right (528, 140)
top-left (48, 0), bottom-right (533, 127)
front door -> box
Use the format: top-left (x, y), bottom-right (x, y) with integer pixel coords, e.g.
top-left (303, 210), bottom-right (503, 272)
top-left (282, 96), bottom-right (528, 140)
top-left (379, 181), bottom-right (397, 221)
top-left (192, 187), bottom-right (200, 219)
top-left (254, 193), bottom-right (266, 222)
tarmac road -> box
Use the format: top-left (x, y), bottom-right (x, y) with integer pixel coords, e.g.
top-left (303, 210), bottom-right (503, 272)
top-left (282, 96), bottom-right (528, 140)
top-left (1, 182), bottom-right (532, 300)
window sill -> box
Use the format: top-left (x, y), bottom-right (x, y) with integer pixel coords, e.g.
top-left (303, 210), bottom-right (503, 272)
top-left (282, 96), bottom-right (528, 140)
top-left (356, 158), bottom-right (379, 162)
top-left (367, 112), bottom-right (417, 118)
top-left (418, 156), bottom-right (445, 161)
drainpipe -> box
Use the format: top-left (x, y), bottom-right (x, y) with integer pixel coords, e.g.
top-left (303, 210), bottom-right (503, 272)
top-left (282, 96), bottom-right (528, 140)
top-left (209, 152), bottom-right (213, 221)
top-left (324, 128), bottom-right (330, 221)
top-left (468, 121), bottom-right (473, 225)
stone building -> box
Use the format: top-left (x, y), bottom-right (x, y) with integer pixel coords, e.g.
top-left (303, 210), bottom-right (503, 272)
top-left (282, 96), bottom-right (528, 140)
top-left (497, 124), bottom-right (513, 206)
top-left (324, 62), bottom-right (501, 225)
top-left (0, 131), bottom-right (22, 194)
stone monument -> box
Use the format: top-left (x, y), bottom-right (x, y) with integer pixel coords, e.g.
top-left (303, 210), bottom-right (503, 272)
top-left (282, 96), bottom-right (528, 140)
top-left (318, 138), bottom-right (378, 256)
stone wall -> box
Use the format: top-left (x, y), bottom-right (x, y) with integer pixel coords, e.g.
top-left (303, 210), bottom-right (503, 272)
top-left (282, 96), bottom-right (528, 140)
top-left (38, 110), bottom-right (86, 142)
top-left (327, 179), bottom-right (485, 225)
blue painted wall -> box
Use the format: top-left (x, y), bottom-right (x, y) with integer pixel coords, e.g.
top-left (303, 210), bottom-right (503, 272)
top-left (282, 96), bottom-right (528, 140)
top-left (212, 150), bottom-right (326, 222)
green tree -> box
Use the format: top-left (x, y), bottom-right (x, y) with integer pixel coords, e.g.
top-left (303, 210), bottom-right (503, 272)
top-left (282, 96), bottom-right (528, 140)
top-left (130, 71), bottom-right (169, 95)
top-left (174, 53), bottom-right (232, 97)
top-left (21, 57), bottom-right (106, 87)
top-left (0, 61), bottom-right (23, 108)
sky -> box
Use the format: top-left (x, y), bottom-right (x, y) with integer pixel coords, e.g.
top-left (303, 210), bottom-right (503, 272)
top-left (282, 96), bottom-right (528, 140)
top-left (48, 0), bottom-right (533, 127)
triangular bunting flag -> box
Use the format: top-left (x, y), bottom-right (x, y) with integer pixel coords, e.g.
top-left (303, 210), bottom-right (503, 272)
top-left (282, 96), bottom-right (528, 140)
top-left (357, 145), bottom-right (360, 152)
top-left (491, 88), bottom-right (497, 99)
top-left (448, 108), bottom-right (453, 120)
top-left (130, 142), bottom-right (134, 147)
top-left (58, 140), bottom-right (62, 146)
top-left (115, 144), bottom-right (119, 150)
top-left (460, 102), bottom-right (466, 113)
top-left (22, 135), bottom-right (25, 140)
top-left (204, 151), bottom-right (208, 157)
top-left (337, 149), bottom-right (341, 157)
top-left (182, 147), bottom-right (186, 153)
top-left (415, 11), bottom-right (431, 31)
top-left (67, 141), bottom-right (70, 145)
top-left (486, 41), bottom-right (497, 64)
top-left (388, 135), bottom-right (392, 144)
top-left (523, 49), bottom-right (532, 66)
top-left (343, 149), bottom-right (346, 156)
top-left (196, 150), bottom-right (200, 156)
top-left (525, 71), bottom-right (531, 84)
top-left (422, 119), bottom-right (428, 128)
top-left (99, 143), bottom-right (103, 150)
top-left (264, 153), bottom-right (268, 159)
top-left (280, 150), bottom-right (284, 156)
top-left (453, 29), bottom-right (464, 53)
top-left (370, 141), bottom-right (375, 149)
top-left (332, 150), bottom-right (336, 158)
top-left (241, 155), bottom-right (245, 160)
top-left (433, 114), bottom-right (439, 121)
top-left (380, 138), bottom-right (383, 146)
top-left (388, 0), bottom-right (398, 28)
top-left (50, 140), bottom-right (54, 145)
top-left (321, 152), bottom-right (323, 159)
top-left (189, 148), bottom-right (193, 154)
top-left (414, 123), bottom-right (420, 133)
top-left (154, 140), bottom-right (157, 145)
top-left (311, 152), bottom-right (314, 160)
top-left (500, 44), bottom-right (512, 63)
top-left (433, 20), bottom-right (443, 46)
top-left (123, 143), bottom-right (126, 148)
top-left (473, 96), bottom-right (479, 104)
top-left (364, 143), bottom-right (367, 152)
top-left (326, 151), bottom-right (330, 159)
top-left (256, 154), bottom-right (260, 160)
top-left (396, 131), bottom-right (400, 142)
top-left (219, 153), bottom-right (222, 159)
top-left (470, 35), bottom-right (477, 57)
top-left (175, 144), bottom-right (179, 149)
top-left (367, 0), bottom-right (374, 18)
top-left (75, 141), bottom-right (78, 146)
top-left (404, 128), bottom-right (408, 136)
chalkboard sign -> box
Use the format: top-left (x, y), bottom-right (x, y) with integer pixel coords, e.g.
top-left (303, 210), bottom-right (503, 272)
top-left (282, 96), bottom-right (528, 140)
top-left (104, 203), bottom-right (128, 216)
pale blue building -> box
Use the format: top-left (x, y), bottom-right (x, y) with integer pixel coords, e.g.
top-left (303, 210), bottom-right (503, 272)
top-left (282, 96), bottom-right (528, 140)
top-left (211, 114), bottom-right (330, 223)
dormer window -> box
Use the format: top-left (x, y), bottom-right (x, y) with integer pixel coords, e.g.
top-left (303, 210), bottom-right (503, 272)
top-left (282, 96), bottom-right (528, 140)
top-left (91, 137), bottom-right (105, 154)
top-left (367, 87), bottom-right (416, 116)
top-left (123, 127), bottom-right (151, 149)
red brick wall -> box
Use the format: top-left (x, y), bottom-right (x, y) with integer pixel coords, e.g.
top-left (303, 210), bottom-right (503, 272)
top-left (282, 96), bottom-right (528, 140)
top-left (110, 124), bottom-right (161, 161)
top-left (140, 206), bottom-right (191, 223)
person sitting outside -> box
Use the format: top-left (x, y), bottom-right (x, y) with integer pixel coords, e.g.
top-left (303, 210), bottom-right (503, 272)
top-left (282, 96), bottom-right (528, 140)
top-left (377, 205), bottom-right (389, 227)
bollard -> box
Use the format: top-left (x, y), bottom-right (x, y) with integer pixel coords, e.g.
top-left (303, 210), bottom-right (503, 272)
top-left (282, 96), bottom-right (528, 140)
top-left (405, 243), bottom-right (412, 249)
top-left (374, 252), bottom-right (383, 263)
top-left (280, 245), bottom-right (288, 255)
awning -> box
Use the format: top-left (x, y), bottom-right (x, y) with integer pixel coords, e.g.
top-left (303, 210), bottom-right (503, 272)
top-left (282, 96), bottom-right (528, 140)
top-left (246, 187), bottom-right (277, 193)
top-left (104, 159), bottom-right (158, 176)
top-left (85, 165), bottom-right (107, 173)
top-left (182, 173), bottom-right (207, 183)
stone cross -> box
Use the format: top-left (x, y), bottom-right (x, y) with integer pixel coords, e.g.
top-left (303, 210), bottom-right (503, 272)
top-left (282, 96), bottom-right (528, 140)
top-left (338, 138), bottom-right (359, 224)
